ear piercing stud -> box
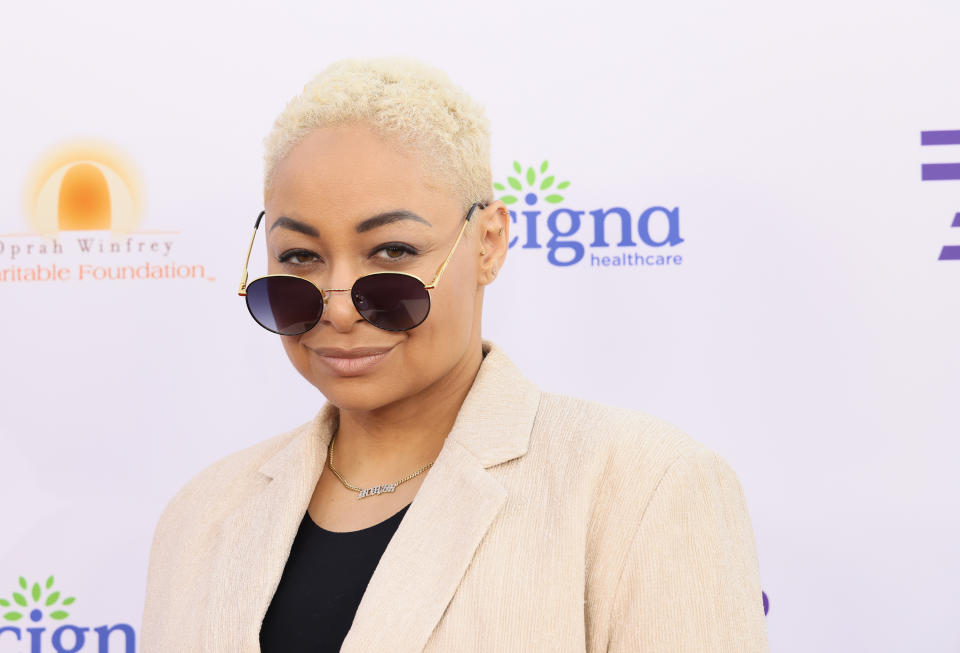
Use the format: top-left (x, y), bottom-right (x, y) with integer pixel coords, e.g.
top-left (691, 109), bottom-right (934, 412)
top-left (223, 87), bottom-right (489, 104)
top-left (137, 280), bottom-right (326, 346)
top-left (481, 228), bottom-right (505, 255)
top-left (479, 207), bottom-right (507, 256)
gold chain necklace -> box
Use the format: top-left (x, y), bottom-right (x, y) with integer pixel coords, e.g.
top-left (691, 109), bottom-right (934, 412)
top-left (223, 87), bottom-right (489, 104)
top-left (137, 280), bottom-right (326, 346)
top-left (326, 433), bottom-right (435, 500)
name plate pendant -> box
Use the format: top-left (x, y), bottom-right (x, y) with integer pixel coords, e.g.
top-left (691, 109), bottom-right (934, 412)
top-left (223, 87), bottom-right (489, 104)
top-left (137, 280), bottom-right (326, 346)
top-left (357, 483), bottom-right (398, 499)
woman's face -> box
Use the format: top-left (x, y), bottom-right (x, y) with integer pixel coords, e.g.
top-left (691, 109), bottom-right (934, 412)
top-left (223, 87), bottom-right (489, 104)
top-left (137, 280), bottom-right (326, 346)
top-left (263, 123), bottom-right (486, 411)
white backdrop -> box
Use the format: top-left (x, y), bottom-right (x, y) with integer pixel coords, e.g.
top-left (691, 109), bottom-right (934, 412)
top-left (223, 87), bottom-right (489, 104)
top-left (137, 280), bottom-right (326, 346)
top-left (2, 1), bottom-right (958, 651)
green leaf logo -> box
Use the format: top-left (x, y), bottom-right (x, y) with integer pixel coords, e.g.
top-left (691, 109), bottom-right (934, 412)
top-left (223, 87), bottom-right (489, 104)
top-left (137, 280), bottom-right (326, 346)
top-left (494, 160), bottom-right (571, 207)
top-left (1, 575), bottom-right (75, 623)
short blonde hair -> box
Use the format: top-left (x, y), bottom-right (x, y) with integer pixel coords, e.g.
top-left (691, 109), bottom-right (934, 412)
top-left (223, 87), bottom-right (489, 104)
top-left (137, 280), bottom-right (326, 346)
top-left (263, 57), bottom-right (493, 216)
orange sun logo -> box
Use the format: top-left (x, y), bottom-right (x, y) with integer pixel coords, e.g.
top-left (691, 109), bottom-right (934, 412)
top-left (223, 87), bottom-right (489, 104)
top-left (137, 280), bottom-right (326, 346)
top-left (23, 141), bottom-right (144, 237)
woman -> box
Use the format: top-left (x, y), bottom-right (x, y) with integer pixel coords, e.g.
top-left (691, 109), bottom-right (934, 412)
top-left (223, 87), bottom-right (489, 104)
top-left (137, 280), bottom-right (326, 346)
top-left (140, 57), bottom-right (769, 652)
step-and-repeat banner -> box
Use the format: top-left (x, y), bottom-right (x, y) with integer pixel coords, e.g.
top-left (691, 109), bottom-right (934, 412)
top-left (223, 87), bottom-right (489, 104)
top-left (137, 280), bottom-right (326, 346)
top-left (2, 2), bottom-right (958, 651)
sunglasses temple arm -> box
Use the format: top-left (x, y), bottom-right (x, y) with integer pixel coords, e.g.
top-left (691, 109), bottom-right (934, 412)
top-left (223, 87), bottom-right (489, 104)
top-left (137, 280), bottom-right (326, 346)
top-left (238, 211), bottom-right (265, 296)
top-left (427, 203), bottom-right (478, 289)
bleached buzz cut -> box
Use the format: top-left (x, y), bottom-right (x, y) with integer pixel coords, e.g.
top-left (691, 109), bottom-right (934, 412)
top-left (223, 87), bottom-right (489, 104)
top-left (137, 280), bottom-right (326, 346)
top-left (263, 57), bottom-right (493, 214)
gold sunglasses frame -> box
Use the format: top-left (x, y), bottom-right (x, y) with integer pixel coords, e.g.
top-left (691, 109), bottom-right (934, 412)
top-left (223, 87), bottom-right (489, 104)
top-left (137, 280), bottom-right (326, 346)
top-left (237, 201), bottom-right (485, 333)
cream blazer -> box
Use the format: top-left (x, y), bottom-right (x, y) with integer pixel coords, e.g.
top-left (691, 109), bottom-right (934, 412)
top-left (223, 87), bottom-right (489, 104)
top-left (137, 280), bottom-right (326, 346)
top-left (140, 338), bottom-right (770, 652)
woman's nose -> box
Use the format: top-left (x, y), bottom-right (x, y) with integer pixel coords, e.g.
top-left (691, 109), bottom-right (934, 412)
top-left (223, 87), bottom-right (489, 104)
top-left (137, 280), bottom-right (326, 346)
top-left (320, 287), bottom-right (366, 330)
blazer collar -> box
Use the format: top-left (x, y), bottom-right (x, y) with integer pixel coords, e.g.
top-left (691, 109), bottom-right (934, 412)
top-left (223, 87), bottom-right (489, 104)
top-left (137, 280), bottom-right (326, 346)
top-left (203, 337), bottom-right (541, 652)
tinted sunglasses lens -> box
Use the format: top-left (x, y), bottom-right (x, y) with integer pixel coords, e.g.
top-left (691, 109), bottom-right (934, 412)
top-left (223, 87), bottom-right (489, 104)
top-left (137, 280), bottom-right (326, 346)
top-left (246, 276), bottom-right (324, 335)
top-left (352, 274), bottom-right (430, 331)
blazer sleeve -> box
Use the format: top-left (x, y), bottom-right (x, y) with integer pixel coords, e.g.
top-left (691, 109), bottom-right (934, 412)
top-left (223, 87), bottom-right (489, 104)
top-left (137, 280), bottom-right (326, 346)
top-left (606, 447), bottom-right (770, 652)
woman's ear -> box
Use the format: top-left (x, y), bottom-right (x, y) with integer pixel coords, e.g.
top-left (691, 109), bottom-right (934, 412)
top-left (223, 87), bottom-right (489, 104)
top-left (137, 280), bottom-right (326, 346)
top-left (477, 200), bottom-right (510, 286)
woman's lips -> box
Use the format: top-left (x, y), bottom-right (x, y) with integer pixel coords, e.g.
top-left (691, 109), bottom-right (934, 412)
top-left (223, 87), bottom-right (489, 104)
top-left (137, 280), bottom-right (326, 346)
top-left (314, 346), bottom-right (394, 376)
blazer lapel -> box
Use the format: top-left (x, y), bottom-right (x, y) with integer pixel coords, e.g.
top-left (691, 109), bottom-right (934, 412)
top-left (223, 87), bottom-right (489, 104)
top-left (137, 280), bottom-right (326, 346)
top-left (341, 339), bottom-right (541, 652)
top-left (201, 402), bottom-right (337, 651)
top-left (203, 338), bottom-right (541, 652)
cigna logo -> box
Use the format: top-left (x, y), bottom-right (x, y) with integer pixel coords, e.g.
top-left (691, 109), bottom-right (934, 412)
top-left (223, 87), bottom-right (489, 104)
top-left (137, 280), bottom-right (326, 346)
top-left (0, 575), bottom-right (135, 652)
top-left (494, 159), bottom-right (684, 268)
top-left (23, 141), bottom-right (143, 236)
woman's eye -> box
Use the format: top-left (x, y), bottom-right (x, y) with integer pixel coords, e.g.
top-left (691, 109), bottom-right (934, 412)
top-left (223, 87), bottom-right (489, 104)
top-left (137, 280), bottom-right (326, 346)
top-left (277, 249), bottom-right (318, 265)
top-left (373, 243), bottom-right (418, 262)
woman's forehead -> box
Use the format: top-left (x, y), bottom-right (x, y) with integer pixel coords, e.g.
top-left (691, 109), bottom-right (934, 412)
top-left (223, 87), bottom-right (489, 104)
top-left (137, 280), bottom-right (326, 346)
top-left (274, 125), bottom-right (421, 186)
top-left (266, 129), bottom-right (454, 217)
top-left (265, 141), bottom-right (463, 235)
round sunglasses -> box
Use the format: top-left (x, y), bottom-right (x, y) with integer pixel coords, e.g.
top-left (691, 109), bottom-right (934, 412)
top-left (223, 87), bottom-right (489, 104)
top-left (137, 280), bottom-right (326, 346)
top-left (237, 201), bottom-right (484, 334)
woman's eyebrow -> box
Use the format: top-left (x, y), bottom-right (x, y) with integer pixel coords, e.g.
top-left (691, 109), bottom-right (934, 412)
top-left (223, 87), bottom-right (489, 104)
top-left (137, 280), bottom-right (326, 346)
top-left (268, 210), bottom-right (432, 237)
top-left (355, 210), bottom-right (432, 233)
top-left (269, 216), bottom-right (319, 237)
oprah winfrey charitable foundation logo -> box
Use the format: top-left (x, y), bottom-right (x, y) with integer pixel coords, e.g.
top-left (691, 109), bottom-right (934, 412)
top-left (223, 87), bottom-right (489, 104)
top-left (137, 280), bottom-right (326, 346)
top-left (494, 159), bottom-right (684, 268)
top-left (0, 575), bottom-right (135, 652)
top-left (0, 140), bottom-right (212, 284)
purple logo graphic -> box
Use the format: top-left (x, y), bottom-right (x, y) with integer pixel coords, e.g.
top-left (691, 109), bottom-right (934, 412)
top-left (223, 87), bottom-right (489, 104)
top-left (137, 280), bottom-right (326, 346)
top-left (920, 129), bottom-right (960, 260)
top-left (939, 212), bottom-right (960, 261)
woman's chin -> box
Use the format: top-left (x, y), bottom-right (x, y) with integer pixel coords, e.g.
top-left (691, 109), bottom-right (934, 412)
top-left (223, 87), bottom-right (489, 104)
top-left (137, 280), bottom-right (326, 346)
top-left (307, 375), bottom-right (405, 413)
top-left (324, 392), bottom-right (401, 414)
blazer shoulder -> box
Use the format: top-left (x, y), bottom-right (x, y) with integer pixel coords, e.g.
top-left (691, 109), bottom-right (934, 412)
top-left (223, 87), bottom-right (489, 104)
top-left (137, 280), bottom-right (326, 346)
top-left (533, 390), bottom-right (732, 522)
top-left (154, 419), bottom-right (306, 529)
top-left (536, 390), bottom-right (712, 464)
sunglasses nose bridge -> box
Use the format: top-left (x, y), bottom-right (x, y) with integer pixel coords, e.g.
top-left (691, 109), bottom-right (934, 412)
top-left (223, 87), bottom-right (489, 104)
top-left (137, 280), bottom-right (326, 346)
top-left (316, 287), bottom-right (360, 328)
top-left (319, 287), bottom-right (352, 303)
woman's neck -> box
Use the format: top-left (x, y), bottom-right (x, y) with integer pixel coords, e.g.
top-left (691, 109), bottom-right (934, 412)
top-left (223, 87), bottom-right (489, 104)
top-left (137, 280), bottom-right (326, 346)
top-left (329, 343), bottom-right (485, 484)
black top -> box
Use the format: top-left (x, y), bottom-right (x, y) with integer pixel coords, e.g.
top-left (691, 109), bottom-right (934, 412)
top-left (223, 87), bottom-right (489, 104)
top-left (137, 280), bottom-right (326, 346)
top-left (259, 502), bottom-right (412, 652)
